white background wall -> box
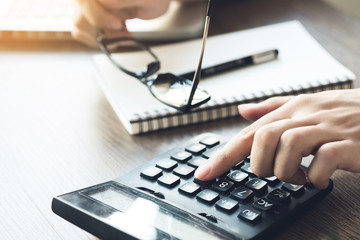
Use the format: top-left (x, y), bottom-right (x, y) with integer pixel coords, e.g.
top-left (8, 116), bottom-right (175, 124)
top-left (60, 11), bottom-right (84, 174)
top-left (323, 0), bottom-right (360, 18)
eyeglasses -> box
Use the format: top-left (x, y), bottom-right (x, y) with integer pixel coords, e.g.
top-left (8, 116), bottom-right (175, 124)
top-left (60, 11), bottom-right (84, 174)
top-left (97, 0), bottom-right (214, 113)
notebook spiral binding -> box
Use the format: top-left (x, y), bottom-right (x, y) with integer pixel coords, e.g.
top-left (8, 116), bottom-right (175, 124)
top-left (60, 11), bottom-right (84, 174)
top-left (130, 77), bottom-right (353, 134)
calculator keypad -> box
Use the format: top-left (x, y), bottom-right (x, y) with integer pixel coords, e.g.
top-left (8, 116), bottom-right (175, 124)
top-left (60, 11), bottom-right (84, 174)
top-left (56, 133), bottom-right (333, 240)
top-left (136, 133), bottom-right (332, 231)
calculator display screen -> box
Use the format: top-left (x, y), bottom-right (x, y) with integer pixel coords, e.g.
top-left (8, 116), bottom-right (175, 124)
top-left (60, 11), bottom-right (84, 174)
top-left (86, 185), bottom-right (225, 240)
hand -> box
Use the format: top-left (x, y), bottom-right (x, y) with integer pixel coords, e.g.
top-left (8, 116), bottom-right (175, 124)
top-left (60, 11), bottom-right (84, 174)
top-left (72, 0), bottom-right (171, 47)
top-left (195, 89), bottom-right (360, 189)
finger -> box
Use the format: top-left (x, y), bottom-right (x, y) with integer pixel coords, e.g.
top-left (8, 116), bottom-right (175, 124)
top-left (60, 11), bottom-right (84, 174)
top-left (73, 11), bottom-right (132, 47)
top-left (79, 0), bottom-right (124, 30)
top-left (103, 28), bottom-right (133, 39)
top-left (250, 118), bottom-right (311, 178)
top-left (195, 130), bottom-right (253, 181)
top-left (72, 13), bottom-right (99, 47)
top-left (271, 124), bottom-right (338, 185)
top-left (238, 96), bottom-right (294, 121)
top-left (195, 96), bottom-right (298, 181)
top-left (308, 140), bottom-right (360, 189)
top-left (99, 0), bottom-right (170, 19)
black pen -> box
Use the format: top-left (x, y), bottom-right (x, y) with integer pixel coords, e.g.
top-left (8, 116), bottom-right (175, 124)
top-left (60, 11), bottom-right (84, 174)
top-left (180, 49), bottom-right (279, 79)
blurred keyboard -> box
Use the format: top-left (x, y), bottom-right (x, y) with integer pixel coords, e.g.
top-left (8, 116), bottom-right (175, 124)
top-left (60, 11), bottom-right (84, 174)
top-left (0, 0), bottom-right (205, 41)
top-left (0, 0), bottom-right (73, 40)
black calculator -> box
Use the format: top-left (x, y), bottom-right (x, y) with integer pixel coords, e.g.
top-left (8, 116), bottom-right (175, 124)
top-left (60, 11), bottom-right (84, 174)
top-left (52, 133), bottom-right (333, 240)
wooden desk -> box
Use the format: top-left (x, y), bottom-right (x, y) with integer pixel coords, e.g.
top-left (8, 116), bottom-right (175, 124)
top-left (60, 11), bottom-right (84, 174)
top-left (0, 0), bottom-right (359, 239)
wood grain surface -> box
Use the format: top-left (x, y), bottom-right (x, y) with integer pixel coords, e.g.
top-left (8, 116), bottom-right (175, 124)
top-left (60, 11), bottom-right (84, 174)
top-left (0, 0), bottom-right (359, 239)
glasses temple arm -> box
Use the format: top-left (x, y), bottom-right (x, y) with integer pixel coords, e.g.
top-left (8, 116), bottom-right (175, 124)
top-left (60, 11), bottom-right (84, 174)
top-left (186, 0), bottom-right (214, 108)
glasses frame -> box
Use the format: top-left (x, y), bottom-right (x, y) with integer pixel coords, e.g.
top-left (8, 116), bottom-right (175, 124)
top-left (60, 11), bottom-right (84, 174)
top-left (97, 0), bottom-right (214, 113)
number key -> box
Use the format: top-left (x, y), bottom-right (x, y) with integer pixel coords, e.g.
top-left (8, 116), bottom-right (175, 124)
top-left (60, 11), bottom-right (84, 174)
top-left (187, 157), bottom-right (207, 168)
top-left (173, 165), bottom-right (195, 178)
top-left (245, 178), bottom-right (268, 196)
top-left (140, 166), bottom-right (163, 181)
top-left (199, 136), bottom-right (220, 147)
top-left (156, 159), bottom-right (178, 171)
top-left (227, 170), bottom-right (249, 185)
top-left (178, 182), bottom-right (201, 197)
top-left (212, 179), bottom-right (234, 194)
top-left (185, 143), bottom-right (206, 155)
top-left (196, 189), bottom-right (220, 205)
top-left (171, 151), bottom-right (192, 163)
top-left (230, 187), bottom-right (253, 203)
top-left (157, 174), bottom-right (180, 188)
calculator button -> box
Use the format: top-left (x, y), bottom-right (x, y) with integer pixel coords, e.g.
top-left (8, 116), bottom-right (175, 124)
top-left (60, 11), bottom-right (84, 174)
top-left (267, 189), bottom-right (291, 204)
top-left (253, 198), bottom-right (275, 212)
top-left (157, 174), bottom-right (180, 188)
top-left (201, 143), bottom-right (226, 159)
top-left (212, 179), bottom-right (235, 194)
top-left (199, 136), bottom-right (220, 148)
top-left (185, 143), bottom-right (206, 155)
top-left (282, 183), bottom-right (305, 197)
top-left (187, 157), bottom-right (207, 168)
top-left (178, 182), bottom-right (201, 197)
top-left (238, 208), bottom-right (261, 223)
top-left (196, 189), bottom-right (220, 205)
top-left (156, 159), bottom-right (178, 171)
top-left (171, 151), bottom-right (192, 163)
top-left (140, 166), bottom-right (163, 180)
top-left (173, 165), bottom-right (195, 179)
top-left (245, 178), bottom-right (268, 196)
top-left (241, 164), bottom-right (254, 175)
top-left (227, 170), bottom-right (249, 185)
top-left (215, 197), bottom-right (239, 213)
top-left (193, 178), bottom-right (215, 187)
top-left (244, 156), bottom-right (251, 162)
top-left (263, 176), bottom-right (279, 186)
top-left (230, 187), bottom-right (254, 203)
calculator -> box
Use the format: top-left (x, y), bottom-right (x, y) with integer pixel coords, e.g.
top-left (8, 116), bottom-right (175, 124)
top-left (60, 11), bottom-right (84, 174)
top-left (52, 133), bottom-right (333, 240)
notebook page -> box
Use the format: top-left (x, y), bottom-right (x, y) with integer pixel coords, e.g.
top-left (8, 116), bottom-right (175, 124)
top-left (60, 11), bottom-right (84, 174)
top-left (93, 21), bottom-right (355, 133)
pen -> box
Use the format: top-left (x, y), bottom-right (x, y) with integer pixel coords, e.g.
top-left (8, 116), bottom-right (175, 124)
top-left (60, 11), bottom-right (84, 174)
top-left (180, 49), bottom-right (279, 80)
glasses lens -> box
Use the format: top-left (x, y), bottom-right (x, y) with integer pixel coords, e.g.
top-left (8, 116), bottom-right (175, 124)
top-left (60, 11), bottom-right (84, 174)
top-left (102, 39), bottom-right (159, 77)
top-left (150, 73), bottom-right (210, 110)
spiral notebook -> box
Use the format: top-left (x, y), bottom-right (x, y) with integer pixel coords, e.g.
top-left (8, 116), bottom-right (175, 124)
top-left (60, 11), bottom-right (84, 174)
top-left (93, 21), bottom-right (355, 135)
